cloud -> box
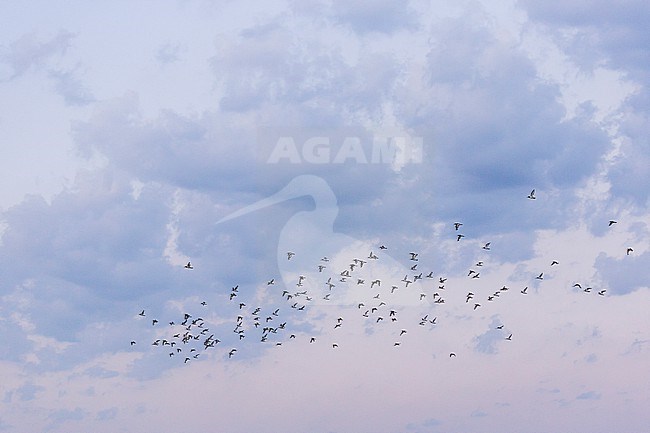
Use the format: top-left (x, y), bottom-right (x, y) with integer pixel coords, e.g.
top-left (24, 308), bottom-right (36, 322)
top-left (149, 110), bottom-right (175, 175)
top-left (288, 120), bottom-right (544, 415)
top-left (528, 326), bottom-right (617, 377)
top-left (594, 250), bottom-right (650, 295)
top-left (0, 30), bottom-right (75, 79)
top-left (332, 0), bottom-right (418, 34)
top-left (48, 68), bottom-right (94, 106)
top-left (473, 317), bottom-right (507, 354)
top-left (520, 0), bottom-right (650, 80)
top-left (576, 390), bottom-right (601, 400)
top-left (520, 0), bottom-right (650, 207)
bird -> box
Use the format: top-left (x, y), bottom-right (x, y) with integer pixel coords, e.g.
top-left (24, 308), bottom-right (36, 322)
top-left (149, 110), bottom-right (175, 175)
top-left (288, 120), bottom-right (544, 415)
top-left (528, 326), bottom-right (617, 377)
top-left (267, 279), bottom-right (275, 285)
top-left (130, 341), bottom-right (136, 346)
top-left (184, 262), bottom-right (194, 269)
top-left (449, 352), bottom-right (456, 357)
top-left (482, 242), bottom-right (491, 250)
top-left (551, 260), bottom-right (559, 266)
top-left (138, 310), bottom-right (145, 317)
top-left (505, 334), bottom-right (512, 340)
top-left (453, 222), bottom-right (463, 231)
top-left (521, 286), bottom-right (528, 294)
top-left (598, 289), bottom-right (606, 296)
top-left (626, 247), bottom-right (633, 255)
top-left (608, 220), bottom-right (617, 226)
top-left (527, 189), bottom-right (536, 199)
top-left (287, 252), bottom-right (295, 260)
top-left (457, 234), bottom-right (465, 241)
top-left (228, 349), bottom-right (237, 358)
top-left (536, 273), bottom-right (544, 280)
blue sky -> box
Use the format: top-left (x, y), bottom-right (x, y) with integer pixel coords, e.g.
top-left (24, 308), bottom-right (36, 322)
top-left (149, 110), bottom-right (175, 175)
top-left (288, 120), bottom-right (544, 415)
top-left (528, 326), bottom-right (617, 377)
top-left (1, 1), bottom-right (649, 432)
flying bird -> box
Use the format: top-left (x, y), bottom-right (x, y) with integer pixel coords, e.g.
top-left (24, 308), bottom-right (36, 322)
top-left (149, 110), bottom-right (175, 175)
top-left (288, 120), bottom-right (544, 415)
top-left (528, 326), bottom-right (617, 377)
top-left (608, 220), bottom-right (617, 226)
top-left (453, 222), bottom-right (463, 231)
top-left (527, 189), bottom-right (536, 200)
top-left (184, 262), bottom-right (194, 269)
top-left (626, 247), bottom-right (633, 255)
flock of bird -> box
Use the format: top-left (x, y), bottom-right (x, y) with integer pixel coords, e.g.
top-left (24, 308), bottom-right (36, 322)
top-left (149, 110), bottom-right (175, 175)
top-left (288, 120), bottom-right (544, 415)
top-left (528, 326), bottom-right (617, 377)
top-left (131, 188), bottom-right (633, 363)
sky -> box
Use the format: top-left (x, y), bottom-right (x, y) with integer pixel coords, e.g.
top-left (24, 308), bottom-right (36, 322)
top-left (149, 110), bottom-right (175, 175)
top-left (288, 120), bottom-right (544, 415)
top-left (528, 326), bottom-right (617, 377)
top-left (0, 1), bottom-right (649, 432)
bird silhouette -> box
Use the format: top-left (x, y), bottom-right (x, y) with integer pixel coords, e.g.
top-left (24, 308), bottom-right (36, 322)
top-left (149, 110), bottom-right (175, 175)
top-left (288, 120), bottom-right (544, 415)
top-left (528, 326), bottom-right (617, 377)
top-left (527, 189), bottom-right (536, 199)
top-left (184, 262), bottom-right (194, 269)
